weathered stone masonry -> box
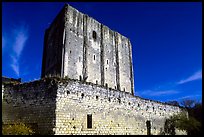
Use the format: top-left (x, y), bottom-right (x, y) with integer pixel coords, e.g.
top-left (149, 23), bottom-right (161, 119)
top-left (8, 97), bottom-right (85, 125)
top-left (2, 78), bottom-right (186, 135)
top-left (41, 4), bottom-right (134, 95)
top-left (2, 4), bottom-right (187, 135)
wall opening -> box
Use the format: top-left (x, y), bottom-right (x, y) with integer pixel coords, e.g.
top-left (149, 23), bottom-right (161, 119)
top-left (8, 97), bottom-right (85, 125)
top-left (81, 93), bottom-right (84, 98)
top-left (96, 96), bottom-right (98, 100)
top-left (79, 75), bottom-right (82, 81)
top-left (87, 114), bottom-right (92, 128)
top-left (70, 50), bottom-right (71, 54)
top-left (92, 31), bottom-right (97, 41)
top-left (118, 98), bottom-right (121, 104)
top-left (107, 60), bottom-right (108, 64)
top-left (96, 80), bottom-right (98, 84)
top-left (146, 120), bottom-right (151, 135)
top-left (105, 83), bottom-right (108, 88)
top-left (123, 88), bottom-right (125, 92)
top-left (108, 97), bottom-right (111, 102)
top-left (93, 55), bottom-right (95, 60)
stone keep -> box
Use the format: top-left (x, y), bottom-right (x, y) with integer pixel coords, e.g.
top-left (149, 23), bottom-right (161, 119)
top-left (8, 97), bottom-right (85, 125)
top-left (41, 4), bottom-right (134, 95)
top-left (2, 4), bottom-right (187, 135)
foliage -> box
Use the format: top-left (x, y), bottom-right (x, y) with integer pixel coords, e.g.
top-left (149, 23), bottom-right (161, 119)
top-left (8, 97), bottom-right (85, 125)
top-left (2, 122), bottom-right (35, 135)
top-left (163, 99), bottom-right (202, 135)
top-left (164, 117), bottom-right (176, 135)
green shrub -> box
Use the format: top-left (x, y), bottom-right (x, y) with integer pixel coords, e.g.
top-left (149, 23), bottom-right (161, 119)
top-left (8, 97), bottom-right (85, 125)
top-left (2, 122), bottom-right (35, 135)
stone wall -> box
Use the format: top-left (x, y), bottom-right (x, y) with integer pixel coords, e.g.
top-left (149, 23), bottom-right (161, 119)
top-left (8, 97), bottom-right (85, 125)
top-left (2, 79), bottom-right (58, 134)
top-left (41, 4), bottom-right (134, 94)
top-left (102, 25), bottom-right (117, 90)
top-left (63, 5), bottom-right (84, 80)
top-left (2, 78), bottom-right (186, 135)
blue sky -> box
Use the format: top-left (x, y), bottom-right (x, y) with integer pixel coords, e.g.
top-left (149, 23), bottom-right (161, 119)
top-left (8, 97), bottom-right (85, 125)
top-left (2, 2), bottom-right (202, 103)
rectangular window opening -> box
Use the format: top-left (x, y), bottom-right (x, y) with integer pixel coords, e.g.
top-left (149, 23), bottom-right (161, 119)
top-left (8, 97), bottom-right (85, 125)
top-left (87, 114), bottom-right (92, 128)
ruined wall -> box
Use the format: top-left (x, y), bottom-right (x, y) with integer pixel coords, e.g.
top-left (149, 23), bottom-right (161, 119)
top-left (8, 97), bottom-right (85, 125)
top-left (55, 80), bottom-right (186, 135)
top-left (2, 78), bottom-right (186, 135)
top-left (2, 79), bottom-right (58, 135)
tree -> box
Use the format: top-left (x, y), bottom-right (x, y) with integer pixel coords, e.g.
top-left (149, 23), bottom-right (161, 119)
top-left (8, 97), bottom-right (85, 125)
top-left (180, 99), bottom-right (196, 109)
top-left (166, 101), bottom-right (180, 106)
top-left (162, 99), bottom-right (202, 135)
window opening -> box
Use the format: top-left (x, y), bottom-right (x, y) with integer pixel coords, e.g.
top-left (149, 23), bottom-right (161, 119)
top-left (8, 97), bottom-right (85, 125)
top-left (81, 93), bottom-right (84, 98)
top-left (93, 31), bottom-right (97, 40)
top-left (105, 83), bottom-right (108, 88)
top-left (87, 114), bottom-right (92, 128)
top-left (146, 120), bottom-right (151, 135)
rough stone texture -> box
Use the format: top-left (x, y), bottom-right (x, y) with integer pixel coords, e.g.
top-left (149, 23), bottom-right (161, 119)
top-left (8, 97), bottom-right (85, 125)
top-left (102, 25), bottom-right (117, 90)
top-left (2, 79), bottom-right (58, 134)
top-left (41, 4), bottom-right (134, 94)
top-left (2, 78), bottom-right (187, 135)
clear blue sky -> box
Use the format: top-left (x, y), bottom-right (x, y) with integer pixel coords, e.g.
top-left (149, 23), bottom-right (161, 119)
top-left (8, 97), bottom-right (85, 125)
top-left (2, 2), bottom-right (202, 103)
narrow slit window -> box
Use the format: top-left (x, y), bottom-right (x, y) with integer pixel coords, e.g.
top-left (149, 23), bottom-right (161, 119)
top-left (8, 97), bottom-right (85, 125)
top-left (93, 31), bottom-right (97, 40)
top-left (93, 55), bottom-right (95, 60)
top-left (107, 60), bottom-right (108, 64)
top-left (87, 114), bottom-right (92, 128)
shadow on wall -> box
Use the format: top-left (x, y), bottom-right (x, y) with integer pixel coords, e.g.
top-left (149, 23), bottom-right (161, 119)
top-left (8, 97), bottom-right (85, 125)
top-left (2, 78), bottom-right (58, 135)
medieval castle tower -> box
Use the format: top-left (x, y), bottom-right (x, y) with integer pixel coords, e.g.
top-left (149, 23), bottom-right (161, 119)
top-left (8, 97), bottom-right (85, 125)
top-left (2, 4), bottom-right (187, 135)
top-left (41, 4), bottom-right (134, 95)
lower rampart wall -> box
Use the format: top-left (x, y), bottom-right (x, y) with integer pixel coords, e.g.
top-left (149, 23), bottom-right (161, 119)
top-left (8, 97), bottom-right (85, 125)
top-left (2, 78), bottom-right (186, 135)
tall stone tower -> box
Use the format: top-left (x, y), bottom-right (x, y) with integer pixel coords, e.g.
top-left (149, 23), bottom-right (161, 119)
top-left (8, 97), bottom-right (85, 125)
top-left (41, 4), bottom-right (134, 95)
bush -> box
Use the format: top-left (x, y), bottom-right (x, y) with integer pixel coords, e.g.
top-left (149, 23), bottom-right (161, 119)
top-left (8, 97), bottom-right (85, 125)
top-left (163, 112), bottom-right (201, 135)
top-left (2, 122), bottom-right (35, 135)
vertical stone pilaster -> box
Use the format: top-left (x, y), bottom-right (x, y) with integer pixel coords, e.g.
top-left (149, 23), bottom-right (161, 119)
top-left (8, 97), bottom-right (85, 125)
top-left (82, 14), bottom-right (88, 81)
top-left (128, 40), bottom-right (134, 95)
top-left (100, 24), bottom-right (104, 86)
top-left (114, 32), bottom-right (120, 91)
top-left (61, 28), bottom-right (66, 77)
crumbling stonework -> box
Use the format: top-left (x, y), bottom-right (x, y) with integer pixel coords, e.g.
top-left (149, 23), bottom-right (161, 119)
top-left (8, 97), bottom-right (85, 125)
top-left (2, 78), bottom-right (186, 135)
top-left (41, 4), bottom-right (134, 95)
